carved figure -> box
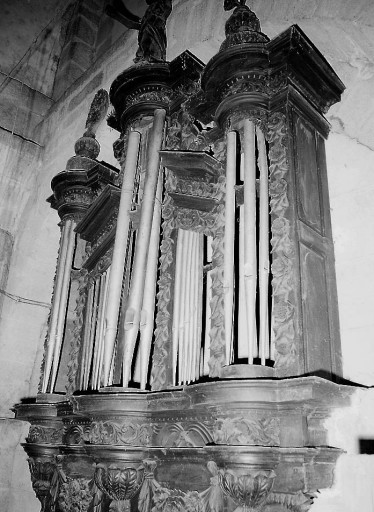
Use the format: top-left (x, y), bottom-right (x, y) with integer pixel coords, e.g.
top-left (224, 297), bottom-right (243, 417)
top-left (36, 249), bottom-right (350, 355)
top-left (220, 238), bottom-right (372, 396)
top-left (134, 0), bottom-right (173, 63)
top-left (224, 0), bottom-right (247, 9)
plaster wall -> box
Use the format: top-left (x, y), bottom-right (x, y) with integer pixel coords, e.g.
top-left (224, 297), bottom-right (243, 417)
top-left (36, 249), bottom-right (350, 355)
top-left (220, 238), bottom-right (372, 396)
top-left (1, 1), bottom-right (374, 510)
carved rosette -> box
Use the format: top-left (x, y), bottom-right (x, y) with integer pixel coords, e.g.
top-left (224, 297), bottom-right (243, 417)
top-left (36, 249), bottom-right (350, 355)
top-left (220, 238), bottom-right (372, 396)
top-left (219, 469), bottom-right (276, 511)
top-left (267, 113), bottom-right (297, 374)
top-left (94, 463), bottom-right (145, 512)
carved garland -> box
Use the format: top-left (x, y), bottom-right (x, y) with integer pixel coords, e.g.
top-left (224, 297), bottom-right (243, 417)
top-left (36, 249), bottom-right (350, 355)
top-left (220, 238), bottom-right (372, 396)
top-left (267, 113), bottom-right (296, 374)
top-left (151, 185), bottom-right (176, 390)
top-left (208, 176), bottom-right (226, 377)
top-left (66, 269), bottom-right (89, 394)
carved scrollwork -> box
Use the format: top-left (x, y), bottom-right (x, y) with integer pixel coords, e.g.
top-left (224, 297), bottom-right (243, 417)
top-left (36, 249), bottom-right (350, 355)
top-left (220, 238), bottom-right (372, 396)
top-left (174, 207), bottom-right (217, 233)
top-left (28, 425), bottom-right (64, 445)
top-left (267, 113), bottom-right (296, 374)
top-left (88, 420), bottom-right (152, 446)
top-left (225, 107), bottom-right (268, 133)
top-left (213, 417), bottom-right (280, 446)
top-left (165, 109), bottom-right (207, 151)
top-left (174, 179), bottom-right (216, 197)
top-left (125, 85), bottom-right (171, 111)
top-left (63, 422), bottom-right (91, 445)
top-left (155, 421), bottom-right (213, 447)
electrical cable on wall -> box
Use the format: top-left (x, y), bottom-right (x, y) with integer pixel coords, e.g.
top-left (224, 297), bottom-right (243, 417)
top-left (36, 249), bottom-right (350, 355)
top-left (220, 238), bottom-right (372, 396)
top-left (0, 288), bottom-right (51, 309)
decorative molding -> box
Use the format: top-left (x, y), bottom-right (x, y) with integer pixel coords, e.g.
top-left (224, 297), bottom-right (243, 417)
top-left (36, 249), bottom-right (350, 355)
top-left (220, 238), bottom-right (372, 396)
top-left (267, 113), bottom-right (297, 374)
top-left (225, 107), bottom-right (268, 132)
top-left (28, 425), bottom-right (64, 445)
top-left (88, 420), bottom-right (152, 446)
top-left (63, 422), bottom-right (91, 445)
top-left (155, 421), bottom-right (213, 447)
top-left (125, 85), bottom-right (171, 111)
top-left (213, 417), bottom-right (280, 446)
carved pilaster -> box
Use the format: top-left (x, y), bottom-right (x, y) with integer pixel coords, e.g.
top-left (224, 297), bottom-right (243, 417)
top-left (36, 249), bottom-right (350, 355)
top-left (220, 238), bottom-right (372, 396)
top-left (267, 112), bottom-right (297, 375)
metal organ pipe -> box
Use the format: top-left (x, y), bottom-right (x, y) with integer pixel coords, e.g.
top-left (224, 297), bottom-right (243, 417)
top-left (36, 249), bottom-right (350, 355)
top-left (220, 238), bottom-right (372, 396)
top-left (103, 130), bottom-right (141, 386)
top-left (41, 219), bottom-right (71, 393)
top-left (257, 126), bottom-right (270, 364)
top-left (223, 130), bottom-right (237, 365)
top-left (139, 172), bottom-right (163, 389)
top-left (122, 108), bottom-right (166, 388)
top-left (242, 119), bottom-right (258, 363)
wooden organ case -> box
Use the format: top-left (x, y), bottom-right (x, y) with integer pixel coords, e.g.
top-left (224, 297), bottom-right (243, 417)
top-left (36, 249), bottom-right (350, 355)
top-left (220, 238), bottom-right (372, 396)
top-left (15, 3), bottom-right (354, 512)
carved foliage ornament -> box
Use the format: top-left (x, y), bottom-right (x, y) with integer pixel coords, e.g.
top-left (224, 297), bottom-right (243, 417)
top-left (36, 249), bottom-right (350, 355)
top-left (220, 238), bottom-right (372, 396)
top-left (213, 417), bottom-right (280, 446)
top-left (28, 457), bottom-right (56, 512)
top-left (28, 425), bottom-right (64, 445)
top-left (88, 420), bottom-right (152, 446)
top-left (267, 113), bottom-right (296, 373)
top-left (93, 463), bottom-right (145, 512)
top-left (58, 478), bottom-right (92, 512)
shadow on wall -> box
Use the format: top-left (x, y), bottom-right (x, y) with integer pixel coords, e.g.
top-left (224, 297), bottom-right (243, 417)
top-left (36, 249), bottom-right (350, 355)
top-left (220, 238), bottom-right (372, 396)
top-left (0, 229), bottom-right (14, 321)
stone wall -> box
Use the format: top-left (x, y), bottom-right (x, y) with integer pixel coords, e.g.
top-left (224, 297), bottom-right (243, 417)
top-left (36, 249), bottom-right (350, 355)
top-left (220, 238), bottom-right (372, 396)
top-left (1, 0), bottom-right (374, 510)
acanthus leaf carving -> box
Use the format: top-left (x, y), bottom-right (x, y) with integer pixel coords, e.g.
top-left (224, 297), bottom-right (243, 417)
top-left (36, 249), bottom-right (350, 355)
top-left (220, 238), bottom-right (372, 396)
top-left (265, 491), bottom-right (316, 512)
top-left (28, 457), bottom-right (56, 512)
top-left (94, 463), bottom-right (145, 512)
top-left (88, 420), bottom-right (152, 446)
top-left (213, 417), bottom-right (280, 446)
top-left (219, 469), bottom-right (276, 511)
